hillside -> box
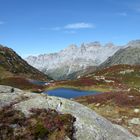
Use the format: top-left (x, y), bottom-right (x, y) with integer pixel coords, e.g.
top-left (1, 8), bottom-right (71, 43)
top-left (99, 40), bottom-right (140, 69)
top-left (49, 64), bottom-right (140, 136)
top-left (75, 89), bottom-right (140, 137)
top-left (0, 45), bottom-right (51, 90)
top-left (0, 85), bottom-right (137, 140)
top-left (51, 64), bottom-right (140, 91)
top-left (61, 66), bottom-right (97, 80)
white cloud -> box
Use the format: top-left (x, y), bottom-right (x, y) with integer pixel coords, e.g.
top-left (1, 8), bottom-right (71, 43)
top-left (41, 22), bottom-right (95, 33)
top-left (117, 12), bottom-right (127, 16)
top-left (64, 22), bottom-right (95, 29)
top-left (0, 21), bottom-right (5, 25)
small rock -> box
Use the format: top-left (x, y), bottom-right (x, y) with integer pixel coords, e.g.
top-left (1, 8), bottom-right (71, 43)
top-left (128, 88), bottom-right (131, 92)
top-left (134, 109), bottom-right (140, 113)
top-left (64, 136), bottom-right (71, 140)
top-left (129, 118), bottom-right (140, 125)
top-left (95, 103), bottom-right (100, 107)
top-left (129, 95), bottom-right (134, 98)
top-left (11, 88), bottom-right (14, 93)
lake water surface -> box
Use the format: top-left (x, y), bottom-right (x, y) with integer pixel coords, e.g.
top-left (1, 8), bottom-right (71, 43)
top-left (43, 88), bottom-right (100, 99)
top-left (29, 80), bottom-right (101, 99)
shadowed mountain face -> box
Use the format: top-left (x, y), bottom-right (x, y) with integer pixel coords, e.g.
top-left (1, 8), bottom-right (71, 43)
top-left (0, 45), bottom-right (51, 81)
top-left (99, 40), bottom-right (140, 69)
top-left (0, 45), bottom-right (52, 90)
top-left (64, 66), bottom-right (98, 80)
top-left (26, 42), bottom-right (119, 80)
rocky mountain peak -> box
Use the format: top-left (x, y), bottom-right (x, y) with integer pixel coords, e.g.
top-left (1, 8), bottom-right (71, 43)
top-left (64, 44), bottom-right (78, 51)
top-left (127, 40), bottom-right (140, 48)
top-left (85, 41), bottom-right (101, 49)
top-left (104, 42), bottom-right (115, 48)
top-left (26, 41), bottom-right (119, 80)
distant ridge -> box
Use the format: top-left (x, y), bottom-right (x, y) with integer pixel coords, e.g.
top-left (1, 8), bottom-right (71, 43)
top-left (99, 40), bottom-right (140, 69)
top-left (26, 42), bottom-right (119, 80)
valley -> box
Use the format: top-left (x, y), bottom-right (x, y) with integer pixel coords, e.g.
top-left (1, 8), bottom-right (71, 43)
top-left (1, 0), bottom-right (140, 139)
top-left (0, 41), bottom-right (140, 139)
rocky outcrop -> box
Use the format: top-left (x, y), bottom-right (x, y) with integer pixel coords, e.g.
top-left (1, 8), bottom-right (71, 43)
top-left (25, 42), bottom-right (119, 80)
top-left (0, 85), bottom-right (138, 140)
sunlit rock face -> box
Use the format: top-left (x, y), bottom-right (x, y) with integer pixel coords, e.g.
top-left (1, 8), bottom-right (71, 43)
top-left (26, 42), bottom-right (119, 80)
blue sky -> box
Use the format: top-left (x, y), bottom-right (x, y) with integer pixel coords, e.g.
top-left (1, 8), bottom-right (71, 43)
top-left (0, 0), bottom-right (140, 57)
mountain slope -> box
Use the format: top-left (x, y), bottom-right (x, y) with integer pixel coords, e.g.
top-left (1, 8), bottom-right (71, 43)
top-left (99, 40), bottom-right (140, 69)
top-left (0, 45), bottom-right (51, 81)
top-left (0, 45), bottom-right (52, 90)
top-left (64, 66), bottom-right (97, 80)
top-left (26, 42), bottom-right (119, 80)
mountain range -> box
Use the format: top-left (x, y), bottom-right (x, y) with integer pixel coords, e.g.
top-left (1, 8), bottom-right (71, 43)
top-left (99, 40), bottom-right (140, 69)
top-left (26, 42), bottom-right (119, 80)
top-left (26, 40), bottom-right (140, 80)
